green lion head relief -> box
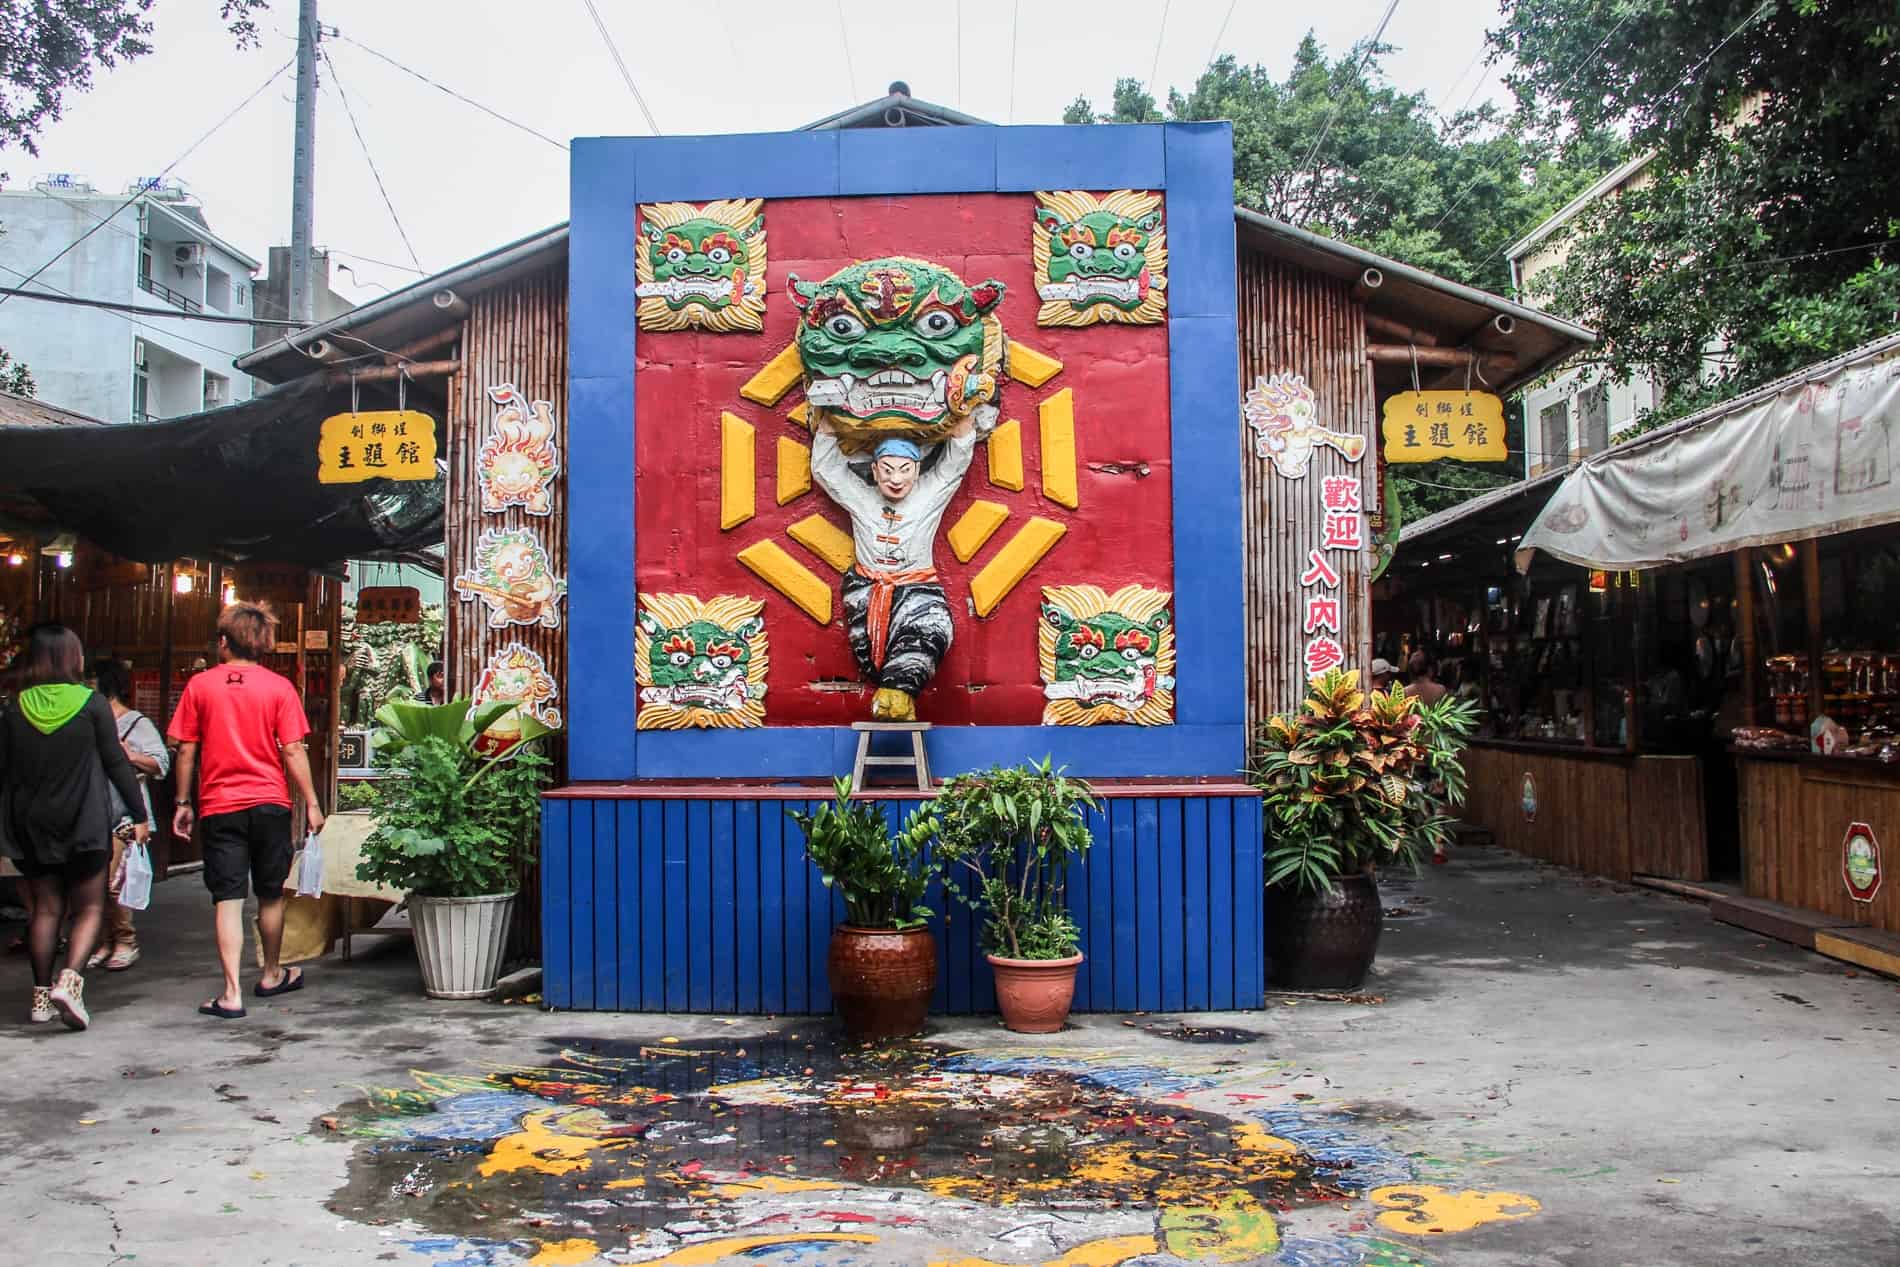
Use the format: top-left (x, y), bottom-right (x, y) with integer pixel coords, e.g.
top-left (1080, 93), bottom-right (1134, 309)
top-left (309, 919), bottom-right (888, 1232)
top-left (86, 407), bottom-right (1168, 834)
top-left (1043, 603), bottom-right (1173, 705)
top-left (636, 612), bottom-right (764, 708)
top-left (1035, 207), bottom-right (1162, 310)
top-left (638, 216), bottom-right (762, 311)
top-left (788, 256), bottom-right (1005, 442)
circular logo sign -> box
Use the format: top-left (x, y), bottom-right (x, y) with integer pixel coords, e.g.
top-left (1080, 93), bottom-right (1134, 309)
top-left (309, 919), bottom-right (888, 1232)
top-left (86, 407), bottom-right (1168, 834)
top-left (1842, 822), bottom-right (1881, 903)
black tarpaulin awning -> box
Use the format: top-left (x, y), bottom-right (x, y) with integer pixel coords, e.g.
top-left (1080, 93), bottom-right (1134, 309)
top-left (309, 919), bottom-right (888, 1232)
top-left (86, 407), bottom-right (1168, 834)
top-left (0, 376), bottom-right (443, 566)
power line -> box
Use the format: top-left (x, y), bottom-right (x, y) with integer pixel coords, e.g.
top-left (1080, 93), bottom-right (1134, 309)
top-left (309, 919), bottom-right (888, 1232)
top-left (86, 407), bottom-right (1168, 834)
top-left (578, 0), bottom-right (660, 134)
top-left (836, 0), bottom-right (860, 103)
top-left (0, 261), bottom-right (268, 361)
top-left (0, 286), bottom-right (305, 327)
top-left (327, 247), bottom-right (428, 276)
top-left (0, 58), bottom-right (293, 312)
top-left (1204, 0), bottom-right (1240, 71)
top-left (329, 30), bottom-right (569, 152)
top-left (1433, 40), bottom-right (1489, 119)
top-left (321, 47), bottom-right (423, 272)
top-left (1293, 0), bottom-right (1403, 198)
top-left (1146, 0), bottom-right (1173, 105)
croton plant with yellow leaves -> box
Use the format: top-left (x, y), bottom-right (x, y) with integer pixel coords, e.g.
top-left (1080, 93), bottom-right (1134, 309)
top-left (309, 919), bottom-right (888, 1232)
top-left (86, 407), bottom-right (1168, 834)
top-left (1248, 667), bottom-right (1478, 893)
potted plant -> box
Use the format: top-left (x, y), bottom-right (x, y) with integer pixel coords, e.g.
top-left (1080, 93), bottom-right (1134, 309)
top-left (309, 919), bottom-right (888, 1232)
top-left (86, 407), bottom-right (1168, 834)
top-left (789, 778), bottom-right (940, 1040)
top-left (1248, 667), bottom-right (1476, 990)
top-left (933, 758), bottom-right (1097, 1033)
top-left (356, 698), bottom-right (556, 999)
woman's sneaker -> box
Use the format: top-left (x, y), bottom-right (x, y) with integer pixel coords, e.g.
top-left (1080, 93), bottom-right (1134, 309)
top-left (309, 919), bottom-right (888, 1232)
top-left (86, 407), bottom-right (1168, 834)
top-left (28, 986), bottom-right (54, 1024)
top-left (49, 970), bottom-right (88, 1031)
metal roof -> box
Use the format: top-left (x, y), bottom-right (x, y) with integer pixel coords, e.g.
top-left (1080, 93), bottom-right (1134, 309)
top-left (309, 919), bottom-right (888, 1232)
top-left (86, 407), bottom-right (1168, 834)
top-left (0, 390), bottom-right (105, 429)
top-left (1398, 468), bottom-right (1570, 546)
top-left (800, 83), bottom-right (994, 130)
top-left (1502, 151), bottom-right (1656, 265)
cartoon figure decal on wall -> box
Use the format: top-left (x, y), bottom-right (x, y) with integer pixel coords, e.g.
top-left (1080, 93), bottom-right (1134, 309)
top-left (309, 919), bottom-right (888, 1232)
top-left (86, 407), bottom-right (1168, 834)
top-left (471, 642), bottom-right (563, 729)
top-left (478, 384), bottom-right (560, 515)
top-left (635, 593), bottom-right (768, 730)
top-left (791, 257), bottom-right (1008, 722)
top-left (452, 528), bottom-right (567, 629)
top-left (1244, 373), bottom-right (1367, 479)
top-left (1039, 584), bottom-right (1176, 726)
top-left (635, 198), bottom-right (767, 332)
top-left (1032, 190), bottom-right (1167, 327)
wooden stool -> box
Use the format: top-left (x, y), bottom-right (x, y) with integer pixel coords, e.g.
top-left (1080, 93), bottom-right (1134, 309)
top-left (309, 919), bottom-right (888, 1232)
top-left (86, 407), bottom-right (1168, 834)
top-left (849, 721), bottom-right (934, 791)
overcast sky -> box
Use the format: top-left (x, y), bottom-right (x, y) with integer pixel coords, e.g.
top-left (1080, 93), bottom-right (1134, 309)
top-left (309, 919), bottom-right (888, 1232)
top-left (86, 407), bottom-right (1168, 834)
top-left (12, 0), bottom-right (1514, 303)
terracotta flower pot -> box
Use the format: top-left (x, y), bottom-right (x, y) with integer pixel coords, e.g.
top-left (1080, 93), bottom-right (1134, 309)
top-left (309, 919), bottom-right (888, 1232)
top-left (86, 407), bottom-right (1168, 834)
top-left (1265, 871), bottom-right (1383, 991)
top-left (986, 952), bottom-right (1084, 1033)
top-left (827, 925), bottom-right (937, 1040)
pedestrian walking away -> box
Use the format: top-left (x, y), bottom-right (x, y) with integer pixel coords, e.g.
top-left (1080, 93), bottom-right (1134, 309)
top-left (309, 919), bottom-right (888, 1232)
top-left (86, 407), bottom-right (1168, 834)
top-left (0, 624), bottom-right (151, 1030)
top-left (168, 602), bottom-right (325, 1021)
top-left (87, 658), bottom-right (170, 972)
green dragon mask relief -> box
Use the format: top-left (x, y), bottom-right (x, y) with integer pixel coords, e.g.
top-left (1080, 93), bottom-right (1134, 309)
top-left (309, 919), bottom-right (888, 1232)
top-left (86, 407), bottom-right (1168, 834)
top-left (636, 199), bottom-right (767, 333)
top-left (635, 594), bottom-right (768, 729)
top-left (788, 256), bottom-right (1006, 448)
top-left (1032, 190), bottom-right (1168, 327)
top-left (1039, 584), bottom-right (1177, 726)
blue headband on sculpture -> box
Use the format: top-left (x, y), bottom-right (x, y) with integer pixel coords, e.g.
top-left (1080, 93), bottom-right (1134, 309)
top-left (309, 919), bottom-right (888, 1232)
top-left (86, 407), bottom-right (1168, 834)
top-left (874, 438), bottom-right (922, 463)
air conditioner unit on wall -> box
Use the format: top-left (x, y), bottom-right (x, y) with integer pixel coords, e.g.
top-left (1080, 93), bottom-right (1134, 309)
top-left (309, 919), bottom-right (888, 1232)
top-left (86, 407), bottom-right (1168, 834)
top-left (173, 243), bottom-right (204, 267)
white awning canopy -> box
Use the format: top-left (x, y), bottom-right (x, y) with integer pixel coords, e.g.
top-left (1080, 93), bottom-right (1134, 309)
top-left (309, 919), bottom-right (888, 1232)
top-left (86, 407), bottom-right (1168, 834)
top-left (1517, 333), bottom-right (1900, 572)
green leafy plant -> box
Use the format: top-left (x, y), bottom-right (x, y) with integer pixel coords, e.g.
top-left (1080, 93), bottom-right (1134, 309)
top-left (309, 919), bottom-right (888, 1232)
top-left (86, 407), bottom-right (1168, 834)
top-left (355, 697), bottom-right (555, 898)
top-left (1248, 668), bottom-right (1477, 893)
top-left (931, 759), bottom-right (1097, 961)
top-left (787, 778), bottom-right (937, 932)
top-left (336, 781), bottom-right (378, 812)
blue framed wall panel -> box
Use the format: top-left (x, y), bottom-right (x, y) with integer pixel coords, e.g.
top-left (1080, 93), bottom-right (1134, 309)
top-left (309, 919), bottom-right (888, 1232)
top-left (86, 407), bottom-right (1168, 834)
top-left (542, 790), bottom-right (1263, 1015)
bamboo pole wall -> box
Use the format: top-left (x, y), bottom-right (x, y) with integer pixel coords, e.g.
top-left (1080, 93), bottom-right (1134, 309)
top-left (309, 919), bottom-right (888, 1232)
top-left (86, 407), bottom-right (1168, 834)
top-left (1237, 250), bottom-right (1375, 734)
top-left (444, 264), bottom-right (570, 959)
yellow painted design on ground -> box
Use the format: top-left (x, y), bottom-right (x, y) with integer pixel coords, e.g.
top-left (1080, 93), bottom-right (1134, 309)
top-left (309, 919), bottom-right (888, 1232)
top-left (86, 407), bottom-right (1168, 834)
top-left (1006, 341), bottom-right (1065, 387)
top-left (787, 401), bottom-right (810, 428)
top-left (1039, 389), bottom-right (1078, 509)
top-left (477, 1109), bottom-right (608, 1178)
top-left (645, 1233), bottom-right (879, 1265)
top-left (776, 436), bottom-right (811, 505)
top-left (1230, 1123), bottom-right (1301, 1157)
top-left (947, 501), bottom-right (1010, 563)
top-left (603, 1177), bottom-right (645, 1190)
top-left (738, 540), bottom-right (833, 623)
top-left (786, 514), bottom-right (855, 573)
top-left (1370, 1185), bottom-right (1543, 1235)
top-left (710, 1174), bottom-right (845, 1196)
top-left (720, 412), bottom-right (755, 530)
top-left (528, 1239), bottom-right (599, 1266)
top-left (740, 343), bottom-right (804, 405)
top-left (933, 1234), bottom-right (1159, 1267)
top-left (987, 419), bottom-right (1025, 490)
top-left (970, 517), bottom-right (1067, 617)
top-left (1161, 1195), bottom-right (1280, 1261)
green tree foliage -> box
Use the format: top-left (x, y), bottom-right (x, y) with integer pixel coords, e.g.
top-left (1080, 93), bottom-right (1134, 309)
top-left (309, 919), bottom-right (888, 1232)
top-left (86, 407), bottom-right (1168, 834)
top-left (1065, 36), bottom-right (1627, 515)
top-left (1493, 0), bottom-right (1900, 419)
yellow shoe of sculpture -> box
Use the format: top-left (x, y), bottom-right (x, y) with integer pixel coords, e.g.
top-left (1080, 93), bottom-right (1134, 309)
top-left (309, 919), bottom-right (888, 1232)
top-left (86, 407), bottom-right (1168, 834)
top-left (871, 687), bottom-right (916, 721)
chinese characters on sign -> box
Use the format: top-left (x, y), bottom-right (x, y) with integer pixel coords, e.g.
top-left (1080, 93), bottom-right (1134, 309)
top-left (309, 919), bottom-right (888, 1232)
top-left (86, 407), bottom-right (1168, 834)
top-left (1300, 475), bottom-right (1364, 674)
top-left (317, 410), bottom-right (438, 484)
top-left (1379, 391), bottom-right (1508, 464)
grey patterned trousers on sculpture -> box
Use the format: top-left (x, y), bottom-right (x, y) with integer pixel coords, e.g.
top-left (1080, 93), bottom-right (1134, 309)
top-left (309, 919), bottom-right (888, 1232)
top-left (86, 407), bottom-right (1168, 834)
top-left (841, 570), bottom-right (954, 696)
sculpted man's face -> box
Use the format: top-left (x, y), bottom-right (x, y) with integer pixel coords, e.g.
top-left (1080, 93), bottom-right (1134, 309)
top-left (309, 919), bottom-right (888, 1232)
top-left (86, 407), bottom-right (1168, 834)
top-left (874, 455), bottom-right (919, 501)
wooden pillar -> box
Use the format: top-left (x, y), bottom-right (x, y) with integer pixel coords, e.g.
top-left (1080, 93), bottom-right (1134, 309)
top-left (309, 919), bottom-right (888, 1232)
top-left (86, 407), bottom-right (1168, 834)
top-left (158, 562), bottom-right (176, 726)
top-left (1801, 538), bottom-right (1823, 723)
top-left (1734, 548), bottom-right (1757, 726)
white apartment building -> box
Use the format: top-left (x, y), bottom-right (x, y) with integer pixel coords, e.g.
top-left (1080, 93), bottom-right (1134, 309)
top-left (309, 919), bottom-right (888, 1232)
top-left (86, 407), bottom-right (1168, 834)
top-left (1507, 152), bottom-right (1661, 476)
top-left (0, 175), bottom-right (259, 423)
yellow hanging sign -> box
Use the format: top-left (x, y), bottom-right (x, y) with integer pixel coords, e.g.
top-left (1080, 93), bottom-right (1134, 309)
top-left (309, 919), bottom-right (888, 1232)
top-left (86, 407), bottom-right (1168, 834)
top-left (317, 410), bottom-right (438, 483)
top-left (1380, 391), bottom-right (1507, 463)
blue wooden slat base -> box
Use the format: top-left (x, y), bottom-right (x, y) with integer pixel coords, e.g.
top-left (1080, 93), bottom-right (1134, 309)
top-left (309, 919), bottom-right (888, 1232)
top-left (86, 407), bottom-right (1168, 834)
top-left (541, 787), bottom-right (1264, 1014)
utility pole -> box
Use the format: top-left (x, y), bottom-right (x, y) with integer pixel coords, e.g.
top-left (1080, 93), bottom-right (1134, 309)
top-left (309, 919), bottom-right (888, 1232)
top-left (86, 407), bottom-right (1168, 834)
top-left (288, 0), bottom-right (319, 324)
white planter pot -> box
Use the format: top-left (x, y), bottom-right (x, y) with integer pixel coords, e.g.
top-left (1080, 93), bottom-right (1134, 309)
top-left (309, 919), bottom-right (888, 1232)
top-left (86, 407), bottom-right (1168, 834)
top-left (409, 892), bottom-right (517, 999)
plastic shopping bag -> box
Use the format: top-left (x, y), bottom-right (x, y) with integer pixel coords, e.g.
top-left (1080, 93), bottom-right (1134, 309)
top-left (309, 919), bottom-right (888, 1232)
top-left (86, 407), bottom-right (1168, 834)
top-left (294, 831), bottom-right (324, 898)
top-left (119, 840), bottom-right (154, 911)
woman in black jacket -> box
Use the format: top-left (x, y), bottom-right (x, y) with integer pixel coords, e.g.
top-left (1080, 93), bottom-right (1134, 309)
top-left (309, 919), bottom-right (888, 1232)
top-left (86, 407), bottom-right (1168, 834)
top-left (0, 624), bottom-right (149, 1030)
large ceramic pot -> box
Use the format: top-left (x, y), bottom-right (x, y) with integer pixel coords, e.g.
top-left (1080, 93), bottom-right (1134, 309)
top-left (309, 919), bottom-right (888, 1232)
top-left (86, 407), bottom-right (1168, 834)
top-left (987, 952), bottom-right (1084, 1034)
top-left (410, 891), bottom-right (517, 1000)
top-left (1265, 872), bottom-right (1382, 990)
top-left (828, 926), bottom-right (937, 1039)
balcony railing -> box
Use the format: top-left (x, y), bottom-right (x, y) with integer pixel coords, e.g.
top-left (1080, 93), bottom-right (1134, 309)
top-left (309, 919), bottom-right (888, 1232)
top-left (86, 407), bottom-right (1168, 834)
top-left (138, 274), bottom-right (201, 314)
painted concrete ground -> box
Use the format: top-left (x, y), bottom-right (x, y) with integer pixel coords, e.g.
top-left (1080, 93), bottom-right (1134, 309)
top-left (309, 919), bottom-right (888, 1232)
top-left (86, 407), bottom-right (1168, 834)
top-left (2, 843), bottom-right (1897, 1266)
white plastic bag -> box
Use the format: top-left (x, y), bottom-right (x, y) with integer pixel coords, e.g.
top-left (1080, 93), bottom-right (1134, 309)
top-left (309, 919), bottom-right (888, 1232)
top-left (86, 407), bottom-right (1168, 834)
top-left (119, 840), bottom-right (154, 911)
top-left (294, 831), bottom-right (324, 898)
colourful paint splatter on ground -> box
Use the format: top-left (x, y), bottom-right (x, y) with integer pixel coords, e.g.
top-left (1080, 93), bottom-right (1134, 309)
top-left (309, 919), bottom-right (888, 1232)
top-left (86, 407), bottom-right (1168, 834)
top-left (326, 1034), bottom-right (1536, 1266)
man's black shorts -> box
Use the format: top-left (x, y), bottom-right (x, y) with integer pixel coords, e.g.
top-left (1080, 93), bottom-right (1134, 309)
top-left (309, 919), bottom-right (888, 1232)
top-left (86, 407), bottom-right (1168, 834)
top-left (201, 804), bottom-right (294, 902)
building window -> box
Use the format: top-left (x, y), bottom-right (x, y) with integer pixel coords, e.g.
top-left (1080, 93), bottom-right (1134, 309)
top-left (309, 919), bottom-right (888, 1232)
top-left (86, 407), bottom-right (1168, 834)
top-left (1578, 384), bottom-right (1609, 454)
top-left (234, 285), bottom-right (246, 307)
top-left (1538, 400), bottom-right (1569, 473)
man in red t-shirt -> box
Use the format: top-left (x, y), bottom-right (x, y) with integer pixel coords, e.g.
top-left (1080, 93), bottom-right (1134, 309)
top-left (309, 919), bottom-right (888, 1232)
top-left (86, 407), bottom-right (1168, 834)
top-left (169, 602), bottom-right (326, 1019)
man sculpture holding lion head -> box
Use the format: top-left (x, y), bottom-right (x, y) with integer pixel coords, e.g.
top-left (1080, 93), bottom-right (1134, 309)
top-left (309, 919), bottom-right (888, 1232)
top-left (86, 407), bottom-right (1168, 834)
top-left (788, 256), bottom-right (1006, 722)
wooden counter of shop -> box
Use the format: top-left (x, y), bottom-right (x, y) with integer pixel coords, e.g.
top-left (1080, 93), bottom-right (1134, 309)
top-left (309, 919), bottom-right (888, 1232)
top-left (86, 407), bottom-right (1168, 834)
top-left (1733, 748), bottom-right (1900, 934)
top-left (1459, 741), bottom-right (1708, 882)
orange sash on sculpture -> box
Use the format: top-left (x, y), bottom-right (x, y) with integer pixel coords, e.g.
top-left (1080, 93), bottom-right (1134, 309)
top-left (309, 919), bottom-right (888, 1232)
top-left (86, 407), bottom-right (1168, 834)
top-left (862, 567), bottom-right (937, 669)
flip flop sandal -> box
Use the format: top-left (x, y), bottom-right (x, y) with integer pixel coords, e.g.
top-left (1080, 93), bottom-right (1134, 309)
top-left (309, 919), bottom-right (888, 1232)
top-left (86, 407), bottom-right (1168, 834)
top-left (254, 967), bottom-right (304, 998)
top-left (198, 1001), bottom-right (247, 1020)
